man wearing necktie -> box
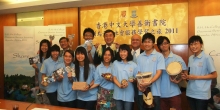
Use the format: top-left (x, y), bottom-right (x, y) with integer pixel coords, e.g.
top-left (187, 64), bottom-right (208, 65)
top-left (94, 29), bottom-right (119, 66)
top-left (130, 34), bottom-right (144, 110)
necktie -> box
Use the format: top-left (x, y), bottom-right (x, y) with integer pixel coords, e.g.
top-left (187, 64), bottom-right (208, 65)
top-left (133, 51), bottom-right (137, 63)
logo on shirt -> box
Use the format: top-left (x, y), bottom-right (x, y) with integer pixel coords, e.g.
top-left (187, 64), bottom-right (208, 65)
top-left (129, 68), bottom-right (133, 72)
top-left (198, 62), bottom-right (203, 67)
top-left (152, 57), bottom-right (156, 62)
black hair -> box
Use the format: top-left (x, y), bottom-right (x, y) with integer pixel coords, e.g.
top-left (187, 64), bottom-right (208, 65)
top-left (117, 44), bottom-right (133, 61)
top-left (39, 39), bottom-right (51, 63)
top-left (104, 29), bottom-right (115, 37)
top-left (142, 33), bottom-right (155, 43)
top-left (51, 44), bottom-right (60, 53)
top-left (74, 47), bottom-right (90, 81)
top-left (83, 28), bottom-right (95, 37)
top-left (188, 35), bottom-right (203, 46)
top-left (156, 36), bottom-right (170, 52)
top-left (59, 37), bottom-right (69, 43)
top-left (101, 47), bottom-right (114, 63)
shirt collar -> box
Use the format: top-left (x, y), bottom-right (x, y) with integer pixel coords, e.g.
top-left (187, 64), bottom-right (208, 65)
top-left (193, 51), bottom-right (204, 59)
top-left (143, 49), bottom-right (156, 56)
top-left (132, 48), bottom-right (140, 54)
top-left (168, 51), bottom-right (174, 58)
top-left (100, 62), bottom-right (113, 68)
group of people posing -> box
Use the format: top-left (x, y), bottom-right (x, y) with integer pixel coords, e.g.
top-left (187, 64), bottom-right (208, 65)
top-left (32, 27), bottom-right (217, 110)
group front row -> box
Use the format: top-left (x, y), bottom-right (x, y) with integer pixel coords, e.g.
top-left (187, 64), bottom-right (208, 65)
top-left (34, 33), bottom-right (217, 110)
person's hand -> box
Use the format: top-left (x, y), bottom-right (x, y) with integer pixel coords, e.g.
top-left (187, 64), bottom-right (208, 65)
top-left (137, 83), bottom-right (146, 92)
top-left (181, 72), bottom-right (188, 80)
top-left (95, 43), bottom-right (100, 49)
top-left (114, 42), bottom-right (120, 49)
top-left (32, 64), bottom-right (38, 69)
top-left (128, 77), bottom-right (134, 83)
top-left (139, 80), bottom-right (151, 87)
top-left (170, 76), bottom-right (181, 84)
top-left (81, 84), bottom-right (90, 91)
top-left (67, 72), bottom-right (72, 78)
top-left (121, 80), bottom-right (128, 88)
top-left (181, 73), bottom-right (196, 80)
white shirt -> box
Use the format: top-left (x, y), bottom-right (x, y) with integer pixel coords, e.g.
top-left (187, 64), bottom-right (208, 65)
top-left (131, 48), bottom-right (141, 57)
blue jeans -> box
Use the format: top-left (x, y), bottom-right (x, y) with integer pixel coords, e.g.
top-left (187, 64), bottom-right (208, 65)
top-left (138, 95), bottom-right (160, 110)
top-left (115, 100), bottom-right (133, 110)
top-left (187, 96), bottom-right (208, 110)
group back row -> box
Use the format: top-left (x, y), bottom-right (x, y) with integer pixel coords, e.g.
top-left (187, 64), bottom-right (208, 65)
top-left (33, 28), bottom-right (217, 110)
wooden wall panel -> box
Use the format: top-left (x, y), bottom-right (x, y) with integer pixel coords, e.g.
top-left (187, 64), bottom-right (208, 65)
top-left (188, 0), bottom-right (220, 56)
top-left (44, 8), bottom-right (79, 50)
top-left (0, 14), bottom-right (16, 99)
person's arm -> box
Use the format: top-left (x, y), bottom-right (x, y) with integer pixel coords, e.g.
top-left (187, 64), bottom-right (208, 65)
top-left (185, 71), bottom-right (217, 80)
top-left (113, 76), bottom-right (122, 88)
top-left (87, 51), bottom-right (94, 64)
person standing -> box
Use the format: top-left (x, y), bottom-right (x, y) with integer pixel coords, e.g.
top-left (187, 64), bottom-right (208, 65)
top-left (182, 35), bottom-right (217, 110)
top-left (137, 33), bottom-right (165, 110)
top-left (157, 36), bottom-right (187, 110)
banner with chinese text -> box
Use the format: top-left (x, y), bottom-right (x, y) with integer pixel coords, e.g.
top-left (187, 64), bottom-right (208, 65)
top-left (80, 3), bottom-right (188, 44)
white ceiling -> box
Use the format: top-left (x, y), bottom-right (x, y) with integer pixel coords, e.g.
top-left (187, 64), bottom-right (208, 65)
top-left (0, 0), bottom-right (148, 15)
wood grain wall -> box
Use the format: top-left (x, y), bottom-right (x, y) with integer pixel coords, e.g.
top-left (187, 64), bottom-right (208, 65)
top-left (0, 14), bottom-right (16, 99)
top-left (44, 8), bottom-right (79, 50)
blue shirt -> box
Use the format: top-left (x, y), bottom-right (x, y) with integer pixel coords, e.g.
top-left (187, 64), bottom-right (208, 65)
top-left (79, 44), bottom-right (96, 58)
top-left (40, 57), bottom-right (62, 93)
top-left (137, 49), bottom-right (165, 96)
top-left (94, 62), bottom-right (114, 90)
top-left (160, 51), bottom-right (187, 98)
top-left (56, 62), bottom-right (77, 102)
top-left (77, 64), bottom-right (98, 101)
top-left (187, 51), bottom-right (216, 99)
top-left (112, 60), bottom-right (138, 102)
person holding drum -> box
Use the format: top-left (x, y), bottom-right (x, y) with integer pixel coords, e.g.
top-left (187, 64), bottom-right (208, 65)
top-left (181, 35), bottom-right (217, 110)
top-left (112, 44), bottom-right (138, 110)
top-left (137, 33), bottom-right (165, 110)
top-left (157, 36), bottom-right (188, 110)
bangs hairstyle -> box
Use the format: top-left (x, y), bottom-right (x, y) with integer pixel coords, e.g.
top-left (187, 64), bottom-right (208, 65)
top-left (117, 44), bottom-right (133, 61)
top-left (188, 35), bottom-right (203, 46)
top-left (39, 39), bottom-right (51, 63)
top-left (101, 47), bottom-right (114, 63)
top-left (63, 50), bottom-right (74, 58)
top-left (50, 44), bottom-right (60, 53)
top-left (74, 47), bottom-right (90, 81)
top-left (156, 36), bottom-right (170, 52)
top-left (142, 33), bottom-right (155, 43)
top-left (104, 29), bottom-right (115, 37)
top-left (83, 28), bottom-right (95, 37)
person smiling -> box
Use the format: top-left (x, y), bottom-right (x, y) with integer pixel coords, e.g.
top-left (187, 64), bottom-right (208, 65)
top-left (181, 35), bottom-right (217, 110)
top-left (41, 44), bottom-right (62, 106)
top-left (112, 44), bottom-right (138, 110)
top-left (56, 50), bottom-right (77, 108)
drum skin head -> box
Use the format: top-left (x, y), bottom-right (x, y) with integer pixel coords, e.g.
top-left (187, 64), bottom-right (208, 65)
top-left (166, 62), bottom-right (182, 75)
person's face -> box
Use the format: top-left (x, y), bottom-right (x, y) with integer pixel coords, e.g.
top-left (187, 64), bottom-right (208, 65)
top-left (131, 35), bottom-right (141, 49)
top-left (119, 49), bottom-right (128, 61)
top-left (64, 52), bottom-right (73, 64)
top-left (143, 38), bottom-right (154, 51)
top-left (104, 32), bottom-right (114, 45)
top-left (84, 32), bottom-right (94, 41)
top-left (41, 43), bottom-right (48, 53)
top-left (76, 53), bottom-right (85, 62)
top-left (103, 50), bottom-right (112, 63)
top-left (159, 40), bottom-right (170, 52)
top-left (189, 41), bottom-right (202, 54)
top-left (174, 8), bottom-right (186, 21)
top-left (59, 39), bottom-right (69, 49)
top-left (51, 51), bottom-right (59, 59)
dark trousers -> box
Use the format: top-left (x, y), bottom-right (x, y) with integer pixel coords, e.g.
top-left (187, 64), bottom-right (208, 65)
top-left (187, 96), bottom-right (208, 110)
top-left (46, 91), bottom-right (58, 106)
top-left (160, 95), bottom-right (182, 110)
top-left (77, 99), bottom-right (96, 110)
top-left (58, 100), bottom-right (77, 108)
